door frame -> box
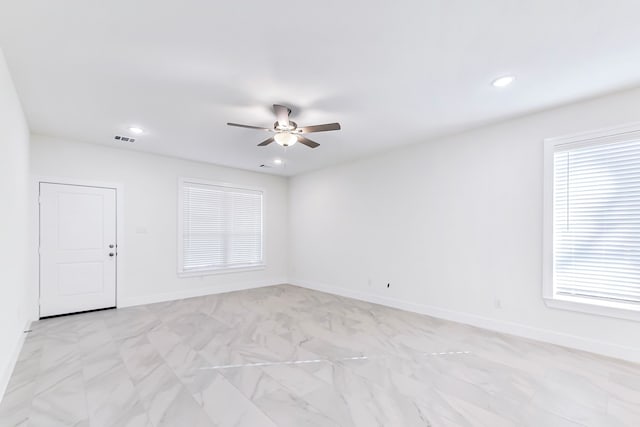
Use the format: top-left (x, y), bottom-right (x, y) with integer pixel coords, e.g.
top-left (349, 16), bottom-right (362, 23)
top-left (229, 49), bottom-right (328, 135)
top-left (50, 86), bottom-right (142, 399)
top-left (33, 177), bottom-right (125, 319)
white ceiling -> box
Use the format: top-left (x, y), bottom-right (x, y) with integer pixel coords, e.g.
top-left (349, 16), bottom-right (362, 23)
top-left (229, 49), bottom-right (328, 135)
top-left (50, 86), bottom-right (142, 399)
top-left (2, 1), bottom-right (640, 176)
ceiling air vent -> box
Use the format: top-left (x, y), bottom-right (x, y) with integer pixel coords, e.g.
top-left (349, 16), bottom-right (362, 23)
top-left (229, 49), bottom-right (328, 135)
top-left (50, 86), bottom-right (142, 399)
top-left (114, 135), bottom-right (136, 143)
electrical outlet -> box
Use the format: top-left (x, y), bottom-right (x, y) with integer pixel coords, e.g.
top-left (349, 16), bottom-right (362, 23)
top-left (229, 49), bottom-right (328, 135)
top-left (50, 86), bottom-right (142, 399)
top-left (494, 298), bottom-right (502, 309)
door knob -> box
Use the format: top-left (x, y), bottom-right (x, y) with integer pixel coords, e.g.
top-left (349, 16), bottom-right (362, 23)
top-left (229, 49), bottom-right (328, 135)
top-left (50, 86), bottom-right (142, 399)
top-left (109, 244), bottom-right (115, 248)
top-left (109, 252), bottom-right (115, 257)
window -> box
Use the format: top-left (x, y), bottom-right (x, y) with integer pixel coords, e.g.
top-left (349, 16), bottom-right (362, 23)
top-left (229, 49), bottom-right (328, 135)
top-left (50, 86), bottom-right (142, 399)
top-left (543, 124), bottom-right (640, 320)
top-left (178, 178), bottom-right (264, 275)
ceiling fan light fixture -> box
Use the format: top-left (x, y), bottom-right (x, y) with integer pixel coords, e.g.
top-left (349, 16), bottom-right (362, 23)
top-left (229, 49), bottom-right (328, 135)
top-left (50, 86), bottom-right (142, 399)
top-left (274, 132), bottom-right (298, 147)
top-left (227, 104), bottom-right (340, 149)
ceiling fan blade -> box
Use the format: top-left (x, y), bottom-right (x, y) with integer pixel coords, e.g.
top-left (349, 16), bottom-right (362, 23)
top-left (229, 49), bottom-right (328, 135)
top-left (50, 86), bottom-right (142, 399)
top-left (297, 135), bottom-right (320, 149)
top-left (227, 122), bottom-right (271, 131)
top-left (257, 136), bottom-right (275, 146)
top-left (273, 104), bottom-right (291, 128)
top-left (299, 123), bottom-right (341, 133)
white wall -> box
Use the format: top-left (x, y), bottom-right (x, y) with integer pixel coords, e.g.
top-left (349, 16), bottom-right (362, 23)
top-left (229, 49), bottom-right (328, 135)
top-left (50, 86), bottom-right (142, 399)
top-left (0, 50), bottom-right (31, 395)
top-left (30, 135), bottom-right (288, 308)
top-left (290, 87), bottom-right (640, 363)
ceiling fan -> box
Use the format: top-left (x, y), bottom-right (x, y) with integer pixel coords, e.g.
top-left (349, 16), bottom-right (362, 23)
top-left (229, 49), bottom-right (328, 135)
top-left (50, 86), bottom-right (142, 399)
top-left (227, 104), bottom-right (341, 149)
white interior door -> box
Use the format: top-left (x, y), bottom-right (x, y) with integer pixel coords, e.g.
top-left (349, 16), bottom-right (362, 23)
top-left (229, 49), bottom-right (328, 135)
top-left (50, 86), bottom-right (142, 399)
top-left (39, 183), bottom-right (117, 317)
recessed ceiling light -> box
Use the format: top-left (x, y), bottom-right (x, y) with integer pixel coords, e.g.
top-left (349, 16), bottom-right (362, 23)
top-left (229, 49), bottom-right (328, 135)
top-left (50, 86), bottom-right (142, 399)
top-left (274, 159), bottom-right (283, 165)
top-left (492, 75), bottom-right (515, 88)
top-left (128, 127), bottom-right (144, 135)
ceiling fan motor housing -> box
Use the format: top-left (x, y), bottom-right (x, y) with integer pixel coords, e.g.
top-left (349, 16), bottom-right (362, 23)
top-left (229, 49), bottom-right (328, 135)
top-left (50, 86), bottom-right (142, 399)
top-left (274, 121), bottom-right (298, 132)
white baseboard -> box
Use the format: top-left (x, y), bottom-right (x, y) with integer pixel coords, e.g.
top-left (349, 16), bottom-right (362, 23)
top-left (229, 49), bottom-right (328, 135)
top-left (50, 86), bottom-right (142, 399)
top-left (292, 279), bottom-right (640, 364)
top-left (118, 278), bottom-right (288, 308)
top-left (0, 319), bottom-right (32, 401)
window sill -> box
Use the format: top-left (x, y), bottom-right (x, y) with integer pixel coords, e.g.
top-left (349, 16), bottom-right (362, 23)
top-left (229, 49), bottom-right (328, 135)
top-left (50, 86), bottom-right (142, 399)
top-left (544, 295), bottom-right (640, 322)
top-left (177, 264), bottom-right (266, 278)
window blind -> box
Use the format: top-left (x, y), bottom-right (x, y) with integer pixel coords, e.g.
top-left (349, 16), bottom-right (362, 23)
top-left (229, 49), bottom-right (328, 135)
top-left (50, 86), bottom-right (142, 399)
top-left (181, 181), bottom-right (263, 272)
top-left (553, 137), bottom-right (640, 305)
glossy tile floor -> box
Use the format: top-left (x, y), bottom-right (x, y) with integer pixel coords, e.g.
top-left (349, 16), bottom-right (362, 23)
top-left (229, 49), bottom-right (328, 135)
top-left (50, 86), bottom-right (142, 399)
top-left (1, 285), bottom-right (639, 427)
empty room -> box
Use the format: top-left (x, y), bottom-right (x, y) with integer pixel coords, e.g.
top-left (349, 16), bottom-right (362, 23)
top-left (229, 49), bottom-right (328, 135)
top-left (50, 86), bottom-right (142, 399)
top-left (1, 1), bottom-right (640, 426)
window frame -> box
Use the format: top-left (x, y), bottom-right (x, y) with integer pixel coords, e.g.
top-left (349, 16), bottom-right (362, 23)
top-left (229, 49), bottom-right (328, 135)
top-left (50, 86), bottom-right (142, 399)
top-left (543, 122), bottom-right (640, 322)
top-left (177, 177), bottom-right (266, 277)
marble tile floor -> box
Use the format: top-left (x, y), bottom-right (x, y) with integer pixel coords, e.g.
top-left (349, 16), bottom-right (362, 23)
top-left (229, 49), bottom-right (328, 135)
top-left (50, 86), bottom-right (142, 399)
top-left (1, 284), bottom-right (639, 427)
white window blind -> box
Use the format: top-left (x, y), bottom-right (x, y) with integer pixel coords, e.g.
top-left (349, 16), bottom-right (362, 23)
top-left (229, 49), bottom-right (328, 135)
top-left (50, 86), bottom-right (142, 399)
top-left (180, 180), bottom-right (263, 273)
top-left (553, 137), bottom-right (640, 306)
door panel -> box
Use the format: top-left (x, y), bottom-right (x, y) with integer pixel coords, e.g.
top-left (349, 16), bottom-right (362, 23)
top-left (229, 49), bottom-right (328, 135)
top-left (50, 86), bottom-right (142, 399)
top-left (57, 262), bottom-right (104, 295)
top-left (57, 192), bottom-right (104, 249)
top-left (39, 183), bottom-right (117, 317)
